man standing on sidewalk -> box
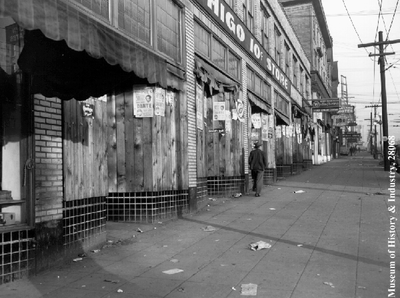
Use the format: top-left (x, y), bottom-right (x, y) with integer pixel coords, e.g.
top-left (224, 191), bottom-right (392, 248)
top-left (249, 142), bottom-right (267, 197)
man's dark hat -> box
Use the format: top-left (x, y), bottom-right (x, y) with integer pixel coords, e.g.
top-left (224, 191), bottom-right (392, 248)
top-left (254, 142), bottom-right (262, 148)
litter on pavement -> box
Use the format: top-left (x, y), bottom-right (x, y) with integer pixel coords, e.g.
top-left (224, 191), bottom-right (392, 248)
top-left (232, 193), bottom-right (242, 198)
top-left (249, 241), bottom-right (272, 251)
top-left (162, 268), bottom-right (184, 275)
top-left (294, 190), bottom-right (305, 193)
top-left (202, 225), bottom-right (217, 232)
top-left (323, 281), bottom-right (335, 288)
top-left (137, 228), bottom-right (143, 233)
top-left (72, 258), bottom-right (83, 262)
top-left (241, 283), bottom-right (258, 295)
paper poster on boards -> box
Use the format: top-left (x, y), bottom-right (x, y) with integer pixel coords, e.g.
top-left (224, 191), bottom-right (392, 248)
top-left (133, 88), bottom-right (154, 118)
top-left (154, 88), bottom-right (166, 117)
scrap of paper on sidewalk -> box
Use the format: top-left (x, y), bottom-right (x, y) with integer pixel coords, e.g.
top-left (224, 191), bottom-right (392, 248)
top-left (162, 268), bottom-right (184, 275)
top-left (249, 241), bottom-right (271, 251)
top-left (241, 283), bottom-right (258, 295)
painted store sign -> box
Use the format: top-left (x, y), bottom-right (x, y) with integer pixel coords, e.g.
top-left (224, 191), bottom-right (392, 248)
top-left (197, 0), bottom-right (291, 94)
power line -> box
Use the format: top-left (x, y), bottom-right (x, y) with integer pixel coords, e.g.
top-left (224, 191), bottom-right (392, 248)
top-left (341, 0), bottom-right (375, 60)
top-left (374, 0), bottom-right (383, 42)
top-left (385, 0), bottom-right (399, 43)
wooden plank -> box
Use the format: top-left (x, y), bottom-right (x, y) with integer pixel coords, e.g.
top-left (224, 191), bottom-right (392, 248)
top-left (170, 92), bottom-right (177, 189)
top-left (100, 97), bottom-right (108, 196)
top-left (124, 88), bottom-right (135, 192)
top-left (133, 114), bottom-right (144, 191)
top-left (81, 100), bottom-right (90, 198)
top-left (107, 94), bottom-right (117, 193)
top-left (206, 95), bottom-right (214, 176)
top-left (163, 95), bottom-right (172, 190)
top-left (159, 100), bottom-right (166, 189)
top-left (143, 116), bottom-right (153, 191)
top-left (177, 91), bottom-right (187, 189)
top-left (115, 92), bottom-right (126, 192)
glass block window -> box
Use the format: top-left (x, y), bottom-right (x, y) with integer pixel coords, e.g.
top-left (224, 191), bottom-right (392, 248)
top-left (194, 21), bottom-right (211, 58)
top-left (156, 0), bottom-right (182, 62)
top-left (228, 50), bottom-right (240, 79)
top-left (73, 0), bottom-right (110, 20)
top-left (212, 37), bottom-right (226, 70)
top-left (118, 0), bottom-right (151, 44)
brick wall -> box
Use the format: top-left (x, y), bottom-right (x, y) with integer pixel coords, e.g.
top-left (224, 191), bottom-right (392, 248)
top-left (33, 94), bottom-right (63, 223)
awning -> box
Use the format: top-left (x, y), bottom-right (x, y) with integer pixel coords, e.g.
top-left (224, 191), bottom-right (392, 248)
top-left (0, 0), bottom-right (185, 97)
top-left (275, 110), bottom-right (290, 126)
top-left (194, 56), bottom-right (239, 98)
top-left (248, 92), bottom-right (272, 114)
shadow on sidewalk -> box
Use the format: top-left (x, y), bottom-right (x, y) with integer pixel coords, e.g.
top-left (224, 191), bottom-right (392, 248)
top-left (180, 216), bottom-right (400, 271)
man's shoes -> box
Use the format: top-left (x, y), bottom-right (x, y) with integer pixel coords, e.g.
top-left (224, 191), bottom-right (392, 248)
top-left (255, 193), bottom-right (260, 197)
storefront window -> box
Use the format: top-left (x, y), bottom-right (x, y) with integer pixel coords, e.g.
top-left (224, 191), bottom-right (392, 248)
top-left (228, 51), bottom-right (240, 80)
top-left (118, 0), bottom-right (151, 44)
top-left (212, 37), bottom-right (226, 70)
top-left (0, 18), bottom-right (32, 228)
top-left (156, 0), bottom-right (182, 63)
top-left (194, 21), bottom-right (211, 58)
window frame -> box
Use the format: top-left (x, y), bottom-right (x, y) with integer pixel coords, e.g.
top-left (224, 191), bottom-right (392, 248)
top-left (261, 4), bottom-right (270, 53)
top-left (274, 26), bottom-right (281, 67)
top-left (194, 19), bottom-right (241, 81)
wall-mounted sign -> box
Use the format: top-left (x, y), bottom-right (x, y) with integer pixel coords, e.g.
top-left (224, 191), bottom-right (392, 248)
top-left (312, 99), bottom-right (340, 112)
top-left (196, 0), bottom-right (291, 94)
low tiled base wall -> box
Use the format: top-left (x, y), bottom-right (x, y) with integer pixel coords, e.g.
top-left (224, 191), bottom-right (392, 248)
top-left (0, 228), bottom-right (35, 285)
top-left (196, 178), bottom-right (209, 211)
top-left (264, 168), bottom-right (276, 184)
top-left (207, 176), bottom-right (245, 196)
top-left (277, 164), bottom-right (293, 178)
top-left (63, 197), bottom-right (107, 251)
top-left (303, 159), bottom-right (313, 170)
top-left (107, 191), bottom-right (189, 223)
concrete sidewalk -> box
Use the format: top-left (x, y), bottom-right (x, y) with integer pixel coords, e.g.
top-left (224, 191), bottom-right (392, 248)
top-left (2, 152), bottom-right (399, 298)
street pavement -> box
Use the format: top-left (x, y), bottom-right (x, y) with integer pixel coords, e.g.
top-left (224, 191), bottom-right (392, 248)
top-left (1, 151), bottom-right (399, 298)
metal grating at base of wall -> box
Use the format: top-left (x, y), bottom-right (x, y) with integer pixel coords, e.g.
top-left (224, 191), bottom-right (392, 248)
top-left (0, 229), bottom-right (35, 285)
top-left (107, 191), bottom-right (189, 223)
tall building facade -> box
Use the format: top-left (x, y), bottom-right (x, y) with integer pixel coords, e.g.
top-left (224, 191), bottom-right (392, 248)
top-left (279, 0), bottom-right (338, 163)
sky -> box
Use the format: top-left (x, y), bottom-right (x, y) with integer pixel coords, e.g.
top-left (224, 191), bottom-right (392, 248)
top-left (320, 0), bottom-right (400, 145)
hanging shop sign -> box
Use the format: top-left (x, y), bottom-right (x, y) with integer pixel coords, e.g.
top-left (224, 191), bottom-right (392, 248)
top-left (311, 99), bottom-right (340, 112)
top-left (197, 0), bottom-right (291, 94)
top-left (337, 105), bottom-right (354, 114)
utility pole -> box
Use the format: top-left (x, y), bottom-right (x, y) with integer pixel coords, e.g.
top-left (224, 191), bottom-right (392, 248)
top-left (365, 104), bottom-right (381, 158)
top-left (359, 32), bottom-right (400, 171)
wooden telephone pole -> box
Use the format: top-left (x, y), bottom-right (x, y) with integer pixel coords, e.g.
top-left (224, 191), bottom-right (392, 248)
top-left (359, 32), bottom-right (400, 171)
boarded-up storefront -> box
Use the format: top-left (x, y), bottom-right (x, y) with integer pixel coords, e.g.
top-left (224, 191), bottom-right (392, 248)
top-left (194, 58), bottom-right (245, 204)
